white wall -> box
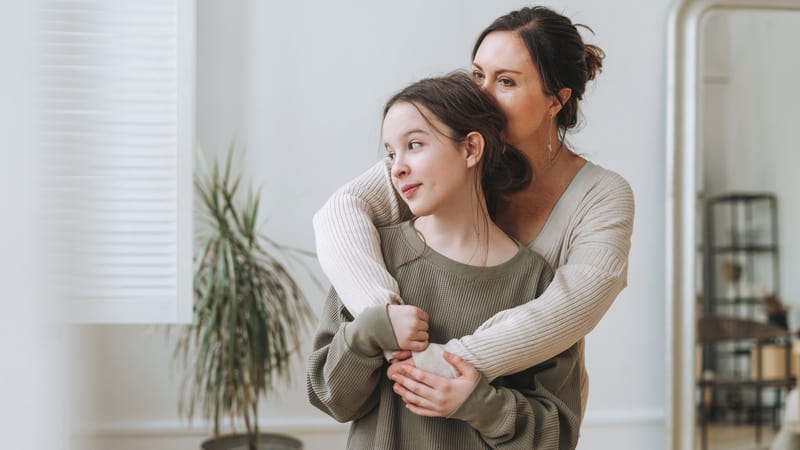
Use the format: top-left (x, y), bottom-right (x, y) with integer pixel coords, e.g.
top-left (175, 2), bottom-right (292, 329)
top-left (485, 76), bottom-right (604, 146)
top-left (702, 10), bottom-right (800, 325)
top-left (74, 1), bottom-right (672, 449)
top-left (1, 3), bottom-right (73, 450)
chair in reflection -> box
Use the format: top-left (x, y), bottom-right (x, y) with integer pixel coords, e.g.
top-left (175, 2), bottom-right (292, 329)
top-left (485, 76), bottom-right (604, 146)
top-left (696, 316), bottom-right (796, 450)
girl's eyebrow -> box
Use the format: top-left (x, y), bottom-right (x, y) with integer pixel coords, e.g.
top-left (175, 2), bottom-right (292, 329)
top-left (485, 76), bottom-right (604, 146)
top-left (403, 128), bottom-right (427, 137)
top-left (384, 129), bottom-right (428, 149)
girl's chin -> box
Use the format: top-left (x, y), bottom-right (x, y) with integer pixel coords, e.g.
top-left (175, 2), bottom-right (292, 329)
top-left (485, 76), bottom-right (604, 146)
top-left (405, 203), bottom-right (430, 218)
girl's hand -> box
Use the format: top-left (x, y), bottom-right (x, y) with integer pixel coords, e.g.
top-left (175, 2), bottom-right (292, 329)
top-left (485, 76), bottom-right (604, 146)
top-left (389, 350), bottom-right (412, 362)
top-left (387, 305), bottom-right (429, 351)
top-left (389, 352), bottom-right (480, 417)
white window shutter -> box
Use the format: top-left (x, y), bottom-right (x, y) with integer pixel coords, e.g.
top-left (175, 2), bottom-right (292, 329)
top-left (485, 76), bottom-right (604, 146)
top-left (41, 0), bottom-right (194, 323)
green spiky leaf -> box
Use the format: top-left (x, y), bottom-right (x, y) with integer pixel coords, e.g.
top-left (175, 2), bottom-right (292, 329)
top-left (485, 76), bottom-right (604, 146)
top-left (171, 144), bottom-right (317, 440)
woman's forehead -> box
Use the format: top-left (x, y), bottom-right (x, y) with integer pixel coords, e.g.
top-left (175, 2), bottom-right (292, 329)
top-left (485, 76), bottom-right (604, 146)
top-left (473, 31), bottom-right (534, 73)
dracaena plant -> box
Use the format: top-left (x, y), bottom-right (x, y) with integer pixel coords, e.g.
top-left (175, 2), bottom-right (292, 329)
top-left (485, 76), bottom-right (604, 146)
top-left (173, 146), bottom-right (316, 449)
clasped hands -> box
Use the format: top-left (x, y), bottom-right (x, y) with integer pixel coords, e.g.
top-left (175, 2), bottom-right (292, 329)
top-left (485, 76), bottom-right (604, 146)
top-left (386, 305), bottom-right (480, 417)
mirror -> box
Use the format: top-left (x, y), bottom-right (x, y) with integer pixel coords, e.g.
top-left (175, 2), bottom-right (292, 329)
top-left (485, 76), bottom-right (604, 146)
top-left (667, 1), bottom-right (800, 449)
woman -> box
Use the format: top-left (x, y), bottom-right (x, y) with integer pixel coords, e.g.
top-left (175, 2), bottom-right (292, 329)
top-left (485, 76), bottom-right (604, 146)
top-left (313, 6), bottom-right (634, 417)
top-left (308, 72), bottom-right (581, 450)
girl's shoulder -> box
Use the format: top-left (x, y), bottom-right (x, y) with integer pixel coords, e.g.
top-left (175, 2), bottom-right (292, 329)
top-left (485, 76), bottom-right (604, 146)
top-left (377, 221), bottom-right (420, 271)
top-left (377, 220), bottom-right (413, 242)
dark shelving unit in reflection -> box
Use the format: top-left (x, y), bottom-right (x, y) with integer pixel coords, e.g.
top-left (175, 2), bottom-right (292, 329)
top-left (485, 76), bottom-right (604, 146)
top-left (698, 192), bottom-right (792, 437)
top-left (701, 193), bottom-right (779, 324)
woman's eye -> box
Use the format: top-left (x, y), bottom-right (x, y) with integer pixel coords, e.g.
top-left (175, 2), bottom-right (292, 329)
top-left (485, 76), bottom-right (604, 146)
top-left (472, 70), bottom-right (485, 81)
top-left (408, 141), bottom-right (422, 150)
top-left (386, 151), bottom-right (395, 160)
top-left (499, 77), bottom-right (515, 87)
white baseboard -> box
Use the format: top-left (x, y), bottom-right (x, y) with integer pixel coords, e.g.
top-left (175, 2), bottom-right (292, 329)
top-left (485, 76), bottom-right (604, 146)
top-left (73, 417), bottom-right (350, 450)
top-left (583, 408), bottom-right (664, 427)
top-left (73, 409), bottom-right (665, 450)
top-left (74, 416), bottom-right (348, 438)
top-left (75, 408), bottom-right (664, 436)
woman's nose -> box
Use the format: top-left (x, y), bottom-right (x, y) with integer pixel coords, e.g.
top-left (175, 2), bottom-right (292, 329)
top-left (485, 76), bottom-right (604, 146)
top-left (480, 80), bottom-right (493, 96)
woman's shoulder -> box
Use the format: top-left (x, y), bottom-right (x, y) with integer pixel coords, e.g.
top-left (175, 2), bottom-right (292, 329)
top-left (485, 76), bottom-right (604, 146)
top-left (579, 161), bottom-right (632, 191)
top-left (572, 161), bottom-right (634, 210)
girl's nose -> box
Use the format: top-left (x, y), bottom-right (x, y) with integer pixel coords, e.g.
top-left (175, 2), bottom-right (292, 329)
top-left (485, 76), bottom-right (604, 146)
top-left (391, 156), bottom-right (408, 179)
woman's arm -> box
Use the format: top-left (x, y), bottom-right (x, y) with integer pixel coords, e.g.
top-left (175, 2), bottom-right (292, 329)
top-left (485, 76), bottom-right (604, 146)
top-left (312, 160), bottom-right (411, 315)
top-left (306, 289), bottom-right (397, 422)
top-left (437, 173), bottom-right (634, 381)
top-left (316, 161), bottom-right (633, 382)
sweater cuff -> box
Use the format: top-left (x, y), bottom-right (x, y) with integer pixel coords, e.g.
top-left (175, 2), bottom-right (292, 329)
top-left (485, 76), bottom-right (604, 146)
top-left (447, 375), bottom-right (511, 436)
top-left (412, 343), bottom-right (458, 378)
top-left (344, 305), bottom-right (398, 357)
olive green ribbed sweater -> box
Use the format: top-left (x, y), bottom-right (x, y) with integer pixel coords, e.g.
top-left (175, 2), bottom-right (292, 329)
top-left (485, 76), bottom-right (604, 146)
top-left (307, 222), bottom-right (582, 449)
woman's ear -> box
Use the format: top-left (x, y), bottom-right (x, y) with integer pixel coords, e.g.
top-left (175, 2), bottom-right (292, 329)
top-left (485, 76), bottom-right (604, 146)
top-left (548, 87), bottom-right (572, 116)
top-left (464, 131), bottom-right (484, 169)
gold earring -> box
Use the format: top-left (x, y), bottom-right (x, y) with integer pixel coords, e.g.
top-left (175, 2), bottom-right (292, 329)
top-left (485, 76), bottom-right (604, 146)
top-left (547, 115), bottom-right (554, 161)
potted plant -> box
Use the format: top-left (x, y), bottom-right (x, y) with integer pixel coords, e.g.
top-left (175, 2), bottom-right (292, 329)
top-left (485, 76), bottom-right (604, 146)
top-left (173, 146), bottom-right (316, 450)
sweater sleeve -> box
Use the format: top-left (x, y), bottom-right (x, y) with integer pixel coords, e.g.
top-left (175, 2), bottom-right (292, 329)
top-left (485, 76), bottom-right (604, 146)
top-left (440, 173), bottom-right (634, 381)
top-left (306, 290), bottom-right (396, 422)
top-left (312, 160), bottom-right (411, 315)
top-left (448, 367), bottom-right (581, 449)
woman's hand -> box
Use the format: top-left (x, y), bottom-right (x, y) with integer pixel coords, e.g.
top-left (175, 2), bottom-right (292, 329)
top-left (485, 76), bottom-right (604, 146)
top-left (388, 352), bottom-right (480, 417)
top-left (387, 304), bottom-right (429, 351)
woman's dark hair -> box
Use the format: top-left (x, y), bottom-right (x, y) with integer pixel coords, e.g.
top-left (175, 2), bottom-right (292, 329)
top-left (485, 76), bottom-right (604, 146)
top-left (473, 6), bottom-right (605, 140)
top-left (383, 71), bottom-right (531, 219)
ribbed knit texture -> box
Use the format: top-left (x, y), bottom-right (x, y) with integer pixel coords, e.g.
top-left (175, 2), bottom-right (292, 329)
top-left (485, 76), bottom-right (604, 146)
top-left (307, 223), bottom-right (582, 449)
top-left (312, 159), bottom-right (635, 411)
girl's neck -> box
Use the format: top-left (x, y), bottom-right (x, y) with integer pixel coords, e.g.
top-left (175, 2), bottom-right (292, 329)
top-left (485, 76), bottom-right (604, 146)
top-left (413, 211), bottom-right (519, 267)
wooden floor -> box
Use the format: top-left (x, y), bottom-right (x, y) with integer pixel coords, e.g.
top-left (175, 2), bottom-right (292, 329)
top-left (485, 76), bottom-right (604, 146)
top-left (696, 423), bottom-right (779, 450)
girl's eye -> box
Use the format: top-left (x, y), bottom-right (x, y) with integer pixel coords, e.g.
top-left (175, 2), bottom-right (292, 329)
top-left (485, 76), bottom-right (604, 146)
top-left (408, 141), bottom-right (422, 150)
top-left (386, 151), bottom-right (395, 161)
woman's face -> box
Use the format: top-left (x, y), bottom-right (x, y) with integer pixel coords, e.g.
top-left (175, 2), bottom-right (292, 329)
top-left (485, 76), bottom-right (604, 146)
top-left (471, 31), bottom-right (554, 150)
top-left (382, 102), bottom-right (473, 218)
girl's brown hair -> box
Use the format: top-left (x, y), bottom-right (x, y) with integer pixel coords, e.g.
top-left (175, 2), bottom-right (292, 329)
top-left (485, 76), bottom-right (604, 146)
top-left (383, 71), bottom-right (531, 218)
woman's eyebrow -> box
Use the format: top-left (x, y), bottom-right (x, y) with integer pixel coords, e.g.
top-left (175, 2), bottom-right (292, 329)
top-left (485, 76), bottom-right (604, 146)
top-left (472, 62), bottom-right (523, 75)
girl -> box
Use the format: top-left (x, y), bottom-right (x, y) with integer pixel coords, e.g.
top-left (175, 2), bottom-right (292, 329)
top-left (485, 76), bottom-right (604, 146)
top-left (307, 72), bottom-right (581, 449)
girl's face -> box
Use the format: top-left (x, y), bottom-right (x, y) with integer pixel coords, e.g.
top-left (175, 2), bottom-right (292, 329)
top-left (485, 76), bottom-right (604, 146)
top-left (382, 102), bottom-right (474, 218)
top-left (471, 31), bottom-right (556, 150)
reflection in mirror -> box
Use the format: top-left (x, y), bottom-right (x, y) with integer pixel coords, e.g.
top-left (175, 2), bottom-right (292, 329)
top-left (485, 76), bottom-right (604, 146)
top-left (695, 7), bottom-right (800, 450)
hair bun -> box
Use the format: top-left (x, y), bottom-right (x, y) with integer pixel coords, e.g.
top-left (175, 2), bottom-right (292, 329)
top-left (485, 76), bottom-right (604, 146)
top-left (584, 44), bottom-right (605, 82)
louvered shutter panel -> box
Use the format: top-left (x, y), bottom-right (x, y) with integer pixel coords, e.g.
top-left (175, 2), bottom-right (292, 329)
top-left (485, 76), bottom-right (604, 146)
top-left (41, 0), bottom-right (194, 323)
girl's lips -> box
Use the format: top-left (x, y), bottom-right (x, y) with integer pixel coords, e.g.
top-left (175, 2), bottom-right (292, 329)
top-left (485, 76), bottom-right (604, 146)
top-left (401, 184), bottom-right (421, 197)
